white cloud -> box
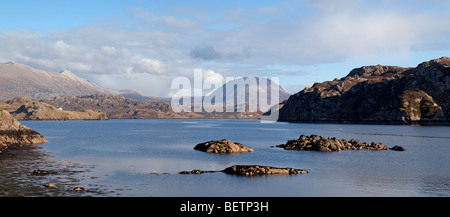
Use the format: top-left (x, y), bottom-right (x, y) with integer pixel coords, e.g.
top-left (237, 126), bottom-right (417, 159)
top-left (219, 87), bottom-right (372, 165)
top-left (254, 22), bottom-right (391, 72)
top-left (94, 72), bottom-right (171, 97)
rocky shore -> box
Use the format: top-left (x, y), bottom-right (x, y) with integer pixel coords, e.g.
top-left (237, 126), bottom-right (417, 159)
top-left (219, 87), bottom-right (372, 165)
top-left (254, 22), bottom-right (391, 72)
top-left (0, 96), bottom-right (107, 121)
top-left (180, 165), bottom-right (308, 176)
top-left (194, 139), bottom-right (254, 153)
top-left (223, 165), bottom-right (308, 176)
top-left (0, 110), bottom-right (48, 154)
top-left (276, 134), bottom-right (405, 152)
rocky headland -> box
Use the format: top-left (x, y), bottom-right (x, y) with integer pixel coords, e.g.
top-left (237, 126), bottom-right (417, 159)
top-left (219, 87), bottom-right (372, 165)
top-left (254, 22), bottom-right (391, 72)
top-left (180, 165), bottom-right (308, 176)
top-left (0, 96), bottom-right (107, 121)
top-left (40, 93), bottom-right (262, 119)
top-left (275, 57), bottom-right (450, 125)
top-left (276, 134), bottom-right (405, 152)
top-left (0, 110), bottom-right (48, 154)
top-left (194, 139), bottom-right (254, 153)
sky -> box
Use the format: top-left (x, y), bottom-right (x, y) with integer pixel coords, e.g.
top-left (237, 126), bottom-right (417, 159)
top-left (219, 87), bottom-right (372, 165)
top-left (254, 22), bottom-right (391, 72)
top-left (1, 0), bottom-right (450, 96)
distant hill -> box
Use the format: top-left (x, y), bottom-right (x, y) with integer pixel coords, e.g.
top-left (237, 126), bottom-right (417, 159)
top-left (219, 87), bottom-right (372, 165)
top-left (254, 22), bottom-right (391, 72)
top-left (276, 57), bottom-right (450, 125)
top-left (0, 62), bottom-right (106, 101)
top-left (208, 77), bottom-right (291, 111)
top-left (105, 89), bottom-right (172, 103)
top-left (0, 96), bottom-right (107, 121)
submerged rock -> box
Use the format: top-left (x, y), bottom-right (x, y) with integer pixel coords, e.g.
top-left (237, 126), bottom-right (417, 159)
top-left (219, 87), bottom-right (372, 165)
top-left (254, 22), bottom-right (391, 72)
top-left (275, 57), bottom-right (450, 125)
top-left (276, 134), bottom-right (390, 152)
top-left (223, 165), bottom-right (308, 176)
top-left (194, 139), bottom-right (254, 154)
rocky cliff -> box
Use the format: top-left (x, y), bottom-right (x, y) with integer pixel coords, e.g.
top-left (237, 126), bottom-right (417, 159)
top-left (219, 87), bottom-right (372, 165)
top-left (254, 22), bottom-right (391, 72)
top-left (0, 110), bottom-right (48, 154)
top-left (277, 57), bottom-right (450, 125)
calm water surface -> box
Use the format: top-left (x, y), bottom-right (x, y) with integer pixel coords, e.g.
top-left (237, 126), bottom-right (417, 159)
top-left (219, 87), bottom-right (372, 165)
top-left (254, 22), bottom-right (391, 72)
top-left (19, 119), bottom-right (450, 196)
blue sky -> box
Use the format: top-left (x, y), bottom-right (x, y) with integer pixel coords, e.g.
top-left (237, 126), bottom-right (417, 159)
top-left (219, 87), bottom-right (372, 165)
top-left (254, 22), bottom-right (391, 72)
top-left (1, 0), bottom-right (450, 96)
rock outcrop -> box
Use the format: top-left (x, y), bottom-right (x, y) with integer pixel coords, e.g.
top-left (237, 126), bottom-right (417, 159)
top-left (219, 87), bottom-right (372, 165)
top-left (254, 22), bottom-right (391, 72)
top-left (275, 57), bottom-right (450, 125)
top-left (179, 165), bottom-right (308, 176)
top-left (390, 145), bottom-right (406, 151)
top-left (194, 139), bottom-right (254, 153)
top-left (0, 110), bottom-right (48, 154)
top-left (276, 135), bottom-right (391, 152)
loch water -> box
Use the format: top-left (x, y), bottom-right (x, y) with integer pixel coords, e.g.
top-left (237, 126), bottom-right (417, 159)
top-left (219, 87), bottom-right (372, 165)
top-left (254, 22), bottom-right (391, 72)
top-left (14, 119), bottom-right (450, 196)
